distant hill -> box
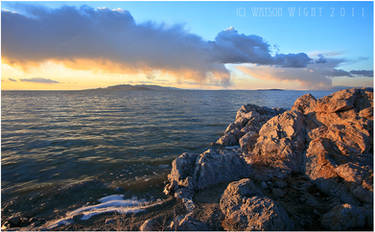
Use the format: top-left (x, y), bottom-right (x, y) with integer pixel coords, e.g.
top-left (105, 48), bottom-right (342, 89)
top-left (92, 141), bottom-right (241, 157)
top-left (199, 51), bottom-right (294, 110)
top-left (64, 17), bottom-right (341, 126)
top-left (255, 88), bottom-right (285, 91)
top-left (85, 84), bottom-right (181, 91)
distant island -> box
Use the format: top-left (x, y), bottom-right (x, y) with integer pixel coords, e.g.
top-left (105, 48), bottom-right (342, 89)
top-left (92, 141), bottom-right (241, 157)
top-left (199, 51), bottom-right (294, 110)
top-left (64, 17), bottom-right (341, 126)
top-left (83, 84), bottom-right (363, 92)
top-left (255, 88), bottom-right (285, 91)
top-left (85, 84), bottom-right (180, 91)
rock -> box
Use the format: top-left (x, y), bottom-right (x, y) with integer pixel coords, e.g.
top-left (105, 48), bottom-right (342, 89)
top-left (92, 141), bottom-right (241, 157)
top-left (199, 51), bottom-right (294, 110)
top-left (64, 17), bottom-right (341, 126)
top-left (272, 188), bottom-right (286, 198)
top-left (350, 184), bottom-right (373, 204)
top-left (164, 88), bottom-right (373, 230)
top-left (250, 110), bottom-right (306, 173)
top-left (7, 213), bottom-right (29, 227)
top-left (273, 179), bottom-right (288, 188)
top-left (193, 149), bottom-right (252, 190)
top-left (169, 152), bottom-right (198, 181)
top-left (220, 179), bottom-right (294, 231)
top-left (291, 93), bottom-right (317, 114)
top-left (239, 130), bottom-right (258, 153)
top-left (139, 218), bottom-right (159, 231)
top-left (304, 88), bottom-right (373, 205)
top-left (215, 132), bottom-right (237, 146)
top-left (164, 149), bottom-right (252, 211)
top-left (321, 203), bottom-right (368, 230)
top-left (216, 104), bottom-right (285, 147)
top-left (335, 163), bottom-right (367, 183)
top-left (163, 152), bottom-right (198, 197)
top-left (169, 212), bottom-right (209, 231)
top-left (104, 218), bottom-right (114, 224)
top-left (316, 88), bottom-right (359, 113)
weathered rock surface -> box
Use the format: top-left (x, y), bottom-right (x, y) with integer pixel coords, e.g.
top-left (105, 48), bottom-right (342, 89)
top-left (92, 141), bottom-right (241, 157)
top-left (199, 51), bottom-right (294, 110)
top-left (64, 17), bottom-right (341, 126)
top-left (164, 148), bottom-right (252, 211)
top-left (163, 88), bottom-right (373, 231)
top-left (216, 104), bottom-right (285, 149)
top-left (250, 110), bottom-right (306, 173)
top-left (220, 179), bottom-right (294, 231)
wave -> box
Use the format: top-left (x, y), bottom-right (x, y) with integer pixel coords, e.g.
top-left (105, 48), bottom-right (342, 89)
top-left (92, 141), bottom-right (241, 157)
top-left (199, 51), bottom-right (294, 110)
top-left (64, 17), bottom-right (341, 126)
top-left (42, 194), bottom-right (169, 229)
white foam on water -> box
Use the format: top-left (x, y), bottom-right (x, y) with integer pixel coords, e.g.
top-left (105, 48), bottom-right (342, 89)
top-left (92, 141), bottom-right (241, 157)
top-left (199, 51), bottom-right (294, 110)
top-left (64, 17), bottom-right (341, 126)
top-left (44, 194), bottom-right (148, 229)
top-left (98, 194), bottom-right (124, 202)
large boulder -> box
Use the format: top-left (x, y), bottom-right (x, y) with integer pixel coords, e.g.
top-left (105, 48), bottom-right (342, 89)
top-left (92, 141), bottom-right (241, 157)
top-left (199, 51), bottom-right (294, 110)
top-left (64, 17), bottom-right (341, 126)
top-left (220, 179), bottom-right (293, 231)
top-left (193, 149), bottom-right (252, 190)
top-left (249, 110), bottom-right (306, 173)
top-left (164, 152), bottom-right (198, 200)
top-left (164, 148), bottom-right (252, 211)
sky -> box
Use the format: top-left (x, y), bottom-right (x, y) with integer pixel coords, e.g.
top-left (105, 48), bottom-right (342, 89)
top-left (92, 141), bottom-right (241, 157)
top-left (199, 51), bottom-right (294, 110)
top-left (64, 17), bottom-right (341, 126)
top-left (1, 1), bottom-right (374, 90)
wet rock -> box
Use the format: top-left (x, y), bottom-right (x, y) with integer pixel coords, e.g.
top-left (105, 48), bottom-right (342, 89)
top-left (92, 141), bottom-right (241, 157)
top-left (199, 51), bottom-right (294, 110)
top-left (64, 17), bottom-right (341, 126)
top-left (220, 179), bottom-right (294, 231)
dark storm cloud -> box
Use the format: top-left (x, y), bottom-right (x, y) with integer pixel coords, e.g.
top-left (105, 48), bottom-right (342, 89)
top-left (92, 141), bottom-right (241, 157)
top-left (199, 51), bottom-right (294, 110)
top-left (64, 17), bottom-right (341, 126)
top-left (315, 54), bottom-right (327, 64)
top-left (2, 5), bottom-right (314, 85)
top-left (211, 28), bottom-right (312, 67)
top-left (20, 78), bottom-right (59, 83)
top-left (350, 70), bottom-right (374, 77)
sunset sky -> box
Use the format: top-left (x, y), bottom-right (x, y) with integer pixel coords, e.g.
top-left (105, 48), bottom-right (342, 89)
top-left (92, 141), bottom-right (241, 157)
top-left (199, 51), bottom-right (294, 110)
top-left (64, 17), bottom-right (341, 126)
top-left (1, 1), bottom-right (374, 90)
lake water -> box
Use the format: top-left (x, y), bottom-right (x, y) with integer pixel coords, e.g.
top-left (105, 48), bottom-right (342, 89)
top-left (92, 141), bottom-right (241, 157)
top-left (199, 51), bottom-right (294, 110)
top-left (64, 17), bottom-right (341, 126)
top-left (1, 89), bottom-right (333, 225)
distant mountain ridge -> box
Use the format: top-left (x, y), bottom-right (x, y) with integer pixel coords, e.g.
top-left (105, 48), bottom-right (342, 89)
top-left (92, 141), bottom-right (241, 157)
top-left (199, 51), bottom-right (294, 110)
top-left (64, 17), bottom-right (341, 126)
top-left (86, 84), bottom-right (181, 91)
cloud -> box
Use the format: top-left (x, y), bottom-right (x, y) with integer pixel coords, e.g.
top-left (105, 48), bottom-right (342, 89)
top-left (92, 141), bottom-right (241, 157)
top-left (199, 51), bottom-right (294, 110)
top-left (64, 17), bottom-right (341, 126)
top-left (211, 28), bottom-right (312, 67)
top-left (8, 78), bottom-right (17, 82)
top-left (350, 70), bottom-right (373, 77)
top-left (308, 50), bottom-right (344, 57)
top-left (2, 5), bottom-right (315, 86)
top-left (20, 77), bottom-right (59, 83)
top-left (236, 57), bottom-right (371, 89)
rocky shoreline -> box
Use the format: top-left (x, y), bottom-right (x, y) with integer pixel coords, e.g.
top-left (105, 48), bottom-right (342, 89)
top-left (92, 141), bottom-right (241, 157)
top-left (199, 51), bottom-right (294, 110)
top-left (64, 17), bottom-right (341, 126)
top-left (2, 88), bottom-right (373, 231)
top-left (156, 88), bottom-right (373, 231)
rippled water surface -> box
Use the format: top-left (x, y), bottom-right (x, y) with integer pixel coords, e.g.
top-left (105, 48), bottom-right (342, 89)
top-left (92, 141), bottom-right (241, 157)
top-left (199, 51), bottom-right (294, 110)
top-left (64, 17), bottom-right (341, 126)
top-left (1, 89), bottom-right (332, 221)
